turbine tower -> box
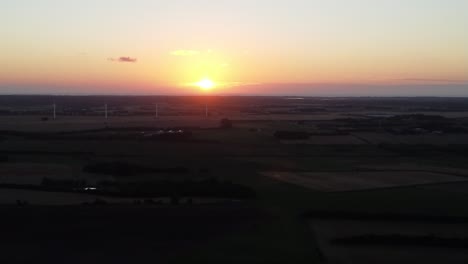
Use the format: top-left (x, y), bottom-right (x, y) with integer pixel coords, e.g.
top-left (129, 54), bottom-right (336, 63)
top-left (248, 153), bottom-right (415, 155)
top-left (155, 103), bottom-right (159, 119)
top-left (53, 102), bottom-right (56, 120)
top-left (105, 104), bottom-right (108, 119)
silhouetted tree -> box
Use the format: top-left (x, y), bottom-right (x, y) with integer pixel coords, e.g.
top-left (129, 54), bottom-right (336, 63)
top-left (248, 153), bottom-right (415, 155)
top-left (170, 194), bottom-right (180, 205)
top-left (187, 198), bottom-right (193, 205)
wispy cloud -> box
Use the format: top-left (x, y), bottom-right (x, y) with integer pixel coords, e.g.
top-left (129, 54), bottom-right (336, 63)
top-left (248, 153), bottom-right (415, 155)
top-left (170, 50), bottom-right (200, 56)
top-left (108, 56), bottom-right (137, 63)
top-left (400, 78), bottom-right (467, 84)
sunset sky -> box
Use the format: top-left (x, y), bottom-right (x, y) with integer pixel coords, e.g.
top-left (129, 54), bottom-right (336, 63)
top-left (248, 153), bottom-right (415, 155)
top-left (1, 0), bottom-right (467, 96)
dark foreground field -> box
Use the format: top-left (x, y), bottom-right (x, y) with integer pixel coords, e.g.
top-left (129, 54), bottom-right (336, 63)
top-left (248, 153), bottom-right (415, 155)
top-left (0, 205), bottom-right (267, 264)
top-left (2, 96), bottom-right (468, 263)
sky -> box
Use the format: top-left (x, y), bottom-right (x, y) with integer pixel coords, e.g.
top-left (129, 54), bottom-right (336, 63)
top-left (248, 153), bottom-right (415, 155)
top-left (1, 0), bottom-right (467, 96)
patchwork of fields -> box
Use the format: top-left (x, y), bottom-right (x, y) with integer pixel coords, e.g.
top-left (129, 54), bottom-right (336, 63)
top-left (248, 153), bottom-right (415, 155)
top-left (2, 96), bottom-right (468, 263)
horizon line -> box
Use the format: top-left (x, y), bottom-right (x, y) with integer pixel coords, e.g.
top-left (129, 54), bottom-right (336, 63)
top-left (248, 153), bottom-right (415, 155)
top-left (1, 93), bottom-right (468, 99)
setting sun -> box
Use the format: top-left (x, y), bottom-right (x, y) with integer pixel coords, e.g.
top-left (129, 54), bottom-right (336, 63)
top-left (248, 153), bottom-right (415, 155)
top-left (196, 79), bottom-right (215, 91)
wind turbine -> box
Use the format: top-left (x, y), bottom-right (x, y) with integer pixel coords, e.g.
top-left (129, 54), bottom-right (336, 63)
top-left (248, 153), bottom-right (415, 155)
top-left (53, 102), bottom-right (56, 120)
top-left (155, 103), bottom-right (159, 119)
top-left (105, 103), bottom-right (108, 119)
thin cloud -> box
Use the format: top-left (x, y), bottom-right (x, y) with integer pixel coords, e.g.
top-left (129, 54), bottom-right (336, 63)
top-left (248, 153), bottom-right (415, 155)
top-left (401, 78), bottom-right (467, 84)
top-left (108, 57), bottom-right (137, 63)
top-left (170, 50), bottom-right (200, 56)
top-left (118, 57), bottom-right (137, 63)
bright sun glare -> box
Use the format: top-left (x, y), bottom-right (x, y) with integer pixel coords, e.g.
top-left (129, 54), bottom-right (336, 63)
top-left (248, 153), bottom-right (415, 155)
top-left (196, 79), bottom-right (215, 90)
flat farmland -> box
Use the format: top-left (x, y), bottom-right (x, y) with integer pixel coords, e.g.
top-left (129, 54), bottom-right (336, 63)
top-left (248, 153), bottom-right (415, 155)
top-left (354, 132), bottom-right (468, 145)
top-left (261, 171), bottom-right (468, 192)
top-left (0, 116), bottom-right (219, 132)
top-left (0, 163), bottom-right (76, 185)
top-left (310, 219), bottom-right (468, 264)
top-left (0, 114), bottom-right (345, 132)
top-left (2, 97), bottom-right (468, 263)
top-left (0, 189), bottom-right (133, 205)
top-left (281, 135), bottom-right (365, 145)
